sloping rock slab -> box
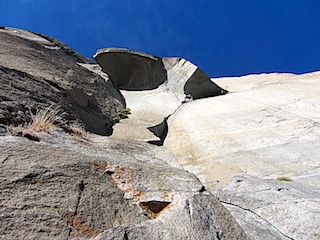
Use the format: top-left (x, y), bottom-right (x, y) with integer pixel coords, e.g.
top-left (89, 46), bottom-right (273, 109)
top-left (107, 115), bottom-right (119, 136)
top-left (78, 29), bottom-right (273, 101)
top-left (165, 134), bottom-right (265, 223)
top-left (0, 133), bottom-right (248, 240)
top-left (0, 27), bottom-right (125, 135)
top-left (164, 72), bottom-right (320, 239)
top-left (214, 173), bottom-right (320, 240)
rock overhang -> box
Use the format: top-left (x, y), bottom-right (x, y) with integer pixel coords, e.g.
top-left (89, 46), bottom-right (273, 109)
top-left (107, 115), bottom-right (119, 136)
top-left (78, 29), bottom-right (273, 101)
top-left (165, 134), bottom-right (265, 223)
top-left (94, 48), bottom-right (167, 90)
top-left (94, 48), bottom-right (227, 101)
top-left (94, 48), bottom-right (228, 143)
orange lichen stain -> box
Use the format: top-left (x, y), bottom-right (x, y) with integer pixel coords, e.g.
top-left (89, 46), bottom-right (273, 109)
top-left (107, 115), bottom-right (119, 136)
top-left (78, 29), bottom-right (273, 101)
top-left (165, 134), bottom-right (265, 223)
top-left (133, 190), bottom-right (143, 201)
top-left (117, 167), bottom-right (125, 173)
top-left (90, 161), bottom-right (109, 172)
top-left (124, 187), bottom-right (132, 193)
top-left (165, 202), bottom-right (174, 211)
top-left (62, 211), bottom-right (98, 238)
top-left (91, 161), bottom-right (144, 201)
top-left (133, 190), bottom-right (142, 197)
top-left (63, 211), bottom-right (75, 219)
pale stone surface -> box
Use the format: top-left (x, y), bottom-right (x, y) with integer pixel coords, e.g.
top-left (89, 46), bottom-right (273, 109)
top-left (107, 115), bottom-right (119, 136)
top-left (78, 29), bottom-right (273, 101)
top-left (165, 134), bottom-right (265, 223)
top-left (94, 49), bottom-right (226, 143)
top-left (94, 48), bottom-right (320, 239)
top-left (164, 72), bottom-right (320, 239)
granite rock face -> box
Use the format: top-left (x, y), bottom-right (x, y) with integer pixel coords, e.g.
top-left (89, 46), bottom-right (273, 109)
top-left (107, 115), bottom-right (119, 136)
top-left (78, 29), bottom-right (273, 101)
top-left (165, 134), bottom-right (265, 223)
top-left (94, 48), bottom-right (227, 143)
top-left (95, 48), bottom-right (226, 99)
top-left (164, 72), bottom-right (320, 239)
top-left (2, 26), bottom-right (319, 240)
top-left (0, 129), bottom-right (248, 240)
top-left (94, 47), bottom-right (320, 239)
top-left (0, 28), bottom-right (247, 240)
top-left (0, 27), bottom-right (125, 135)
top-left (96, 49), bottom-right (320, 239)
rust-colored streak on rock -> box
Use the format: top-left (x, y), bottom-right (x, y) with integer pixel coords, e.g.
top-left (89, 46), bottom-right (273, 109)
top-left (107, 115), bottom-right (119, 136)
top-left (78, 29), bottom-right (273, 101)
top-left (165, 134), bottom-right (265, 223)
top-left (63, 211), bottom-right (98, 238)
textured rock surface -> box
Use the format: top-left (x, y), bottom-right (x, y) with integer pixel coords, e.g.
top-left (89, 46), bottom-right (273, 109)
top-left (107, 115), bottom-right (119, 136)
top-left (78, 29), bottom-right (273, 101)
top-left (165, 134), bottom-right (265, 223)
top-left (95, 48), bottom-right (320, 239)
top-left (0, 27), bottom-right (125, 135)
top-left (0, 132), bottom-right (248, 240)
top-left (95, 48), bottom-right (226, 98)
top-left (215, 173), bottom-right (320, 240)
top-left (164, 72), bottom-right (320, 239)
top-left (0, 28), bottom-right (248, 240)
top-left (2, 26), bottom-right (319, 240)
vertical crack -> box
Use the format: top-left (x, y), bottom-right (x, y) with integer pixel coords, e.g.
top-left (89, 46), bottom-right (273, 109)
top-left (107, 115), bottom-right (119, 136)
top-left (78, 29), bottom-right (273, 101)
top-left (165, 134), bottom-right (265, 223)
top-left (68, 180), bottom-right (85, 238)
top-left (75, 180), bottom-right (85, 215)
top-left (124, 230), bottom-right (129, 240)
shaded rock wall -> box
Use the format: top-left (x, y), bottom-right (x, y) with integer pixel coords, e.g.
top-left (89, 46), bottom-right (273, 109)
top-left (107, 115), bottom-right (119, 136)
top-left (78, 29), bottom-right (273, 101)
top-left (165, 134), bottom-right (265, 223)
top-left (94, 48), bottom-right (166, 90)
top-left (0, 27), bottom-right (125, 135)
top-left (0, 137), bottom-right (149, 239)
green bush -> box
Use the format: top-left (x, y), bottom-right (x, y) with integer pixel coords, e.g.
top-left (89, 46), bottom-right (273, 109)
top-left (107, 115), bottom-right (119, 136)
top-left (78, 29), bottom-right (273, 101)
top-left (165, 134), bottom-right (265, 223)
top-left (112, 108), bottom-right (131, 122)
top-left (277, 177), bottom-right (293, 182)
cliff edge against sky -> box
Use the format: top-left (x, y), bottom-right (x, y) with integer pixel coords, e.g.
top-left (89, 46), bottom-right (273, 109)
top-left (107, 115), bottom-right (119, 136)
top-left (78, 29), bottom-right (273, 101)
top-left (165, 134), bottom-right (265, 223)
top-left (0, 27), bottom-right (319, 240)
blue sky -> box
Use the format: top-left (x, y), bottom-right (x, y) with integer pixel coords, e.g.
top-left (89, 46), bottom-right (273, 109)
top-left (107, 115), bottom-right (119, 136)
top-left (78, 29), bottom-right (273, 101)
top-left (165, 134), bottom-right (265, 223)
top-left (1, 0), bottom-right (320, 77)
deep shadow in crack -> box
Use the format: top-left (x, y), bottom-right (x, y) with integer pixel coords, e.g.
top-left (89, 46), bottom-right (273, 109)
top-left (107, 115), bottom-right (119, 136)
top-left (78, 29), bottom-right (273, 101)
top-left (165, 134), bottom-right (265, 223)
top-left (184, 68), bottom-right (228, 100)
top-left (147, 117), bottom-right (169, 146)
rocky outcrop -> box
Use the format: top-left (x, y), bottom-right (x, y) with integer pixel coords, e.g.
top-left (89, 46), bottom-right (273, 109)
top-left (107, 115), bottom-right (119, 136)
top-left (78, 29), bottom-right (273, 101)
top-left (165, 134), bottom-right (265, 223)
top-left (95, 48), bottom-right (226, 100)
top-left (162, 57), bottom-right (226, 101)
top-left (0, 27), bottom-right (125, 135)
top-left (94, 48), bottom-right (227, 143)
top-left (2, 26), bottom-right (319, 240)
top-left (94, 47), bottom-right (320, 239)
top-left (0, 28), bottom-right (248, 240)
top-left (94, 46), bottom-right (320, 239)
